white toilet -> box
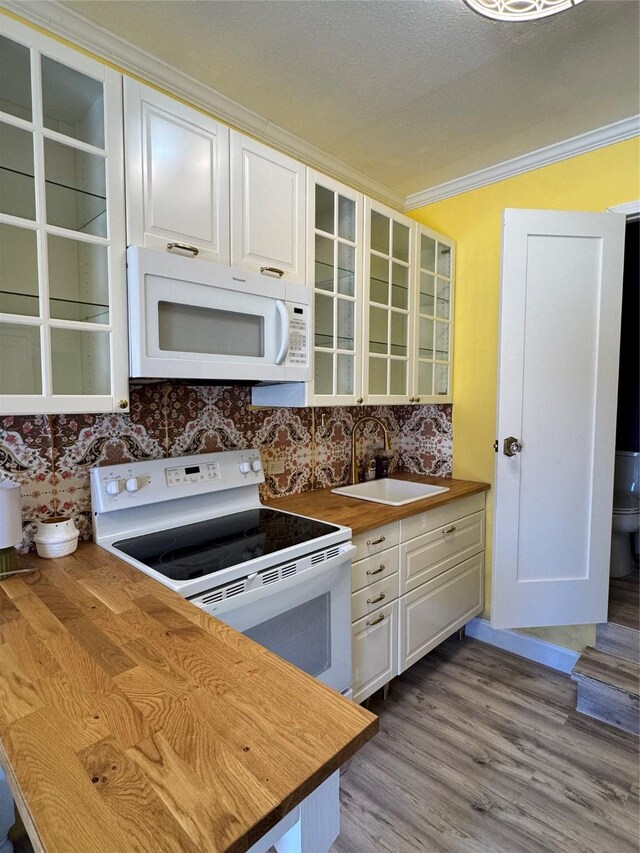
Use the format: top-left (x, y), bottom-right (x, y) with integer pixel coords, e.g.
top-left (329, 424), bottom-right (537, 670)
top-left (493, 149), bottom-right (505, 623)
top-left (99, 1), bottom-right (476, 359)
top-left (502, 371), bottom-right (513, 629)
top-left (610, 450), bottom-right (640, 578)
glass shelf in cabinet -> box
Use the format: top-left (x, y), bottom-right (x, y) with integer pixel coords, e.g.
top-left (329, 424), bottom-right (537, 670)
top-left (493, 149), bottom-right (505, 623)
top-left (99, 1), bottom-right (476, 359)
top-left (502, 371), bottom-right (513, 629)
top-left (0, 165), bottom-right (107, 204)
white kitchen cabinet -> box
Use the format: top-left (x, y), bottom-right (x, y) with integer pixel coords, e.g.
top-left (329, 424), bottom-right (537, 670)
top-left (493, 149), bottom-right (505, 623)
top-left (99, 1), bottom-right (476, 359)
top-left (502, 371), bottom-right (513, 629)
top-left (252, 170), bottom-right (364, 408)
top-left (363, 199), bottom-right (415, 404)
top-left (308, 171), bottom-right (364, 404)
top-left (399, 553), bottom-right (483, 671)
top-left (399, 494), bottom-right (485, 672)
top-left (348, 495), bottom-right (485, 702)
top-left (253, 181), bottom-right (455, 409)
top-left (230, 131), bottom-right (306, 283)
top-left (352, 600), bottom-right (398, 705)
top-left (124, 79), bottom-right (230, 264)
top-left (124, 81), bottom-right (306, 281)
top-left (412, 224), bottom-right (455, 402)
top-left (0, 17), bottom-right (128, 415)
top-left (350, 523), bottom-right (400, 703)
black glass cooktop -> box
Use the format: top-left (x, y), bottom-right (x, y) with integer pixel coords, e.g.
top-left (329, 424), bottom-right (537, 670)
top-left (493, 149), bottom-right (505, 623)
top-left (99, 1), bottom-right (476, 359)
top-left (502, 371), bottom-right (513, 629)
top-left (113, 508), bottom-right (340, 582)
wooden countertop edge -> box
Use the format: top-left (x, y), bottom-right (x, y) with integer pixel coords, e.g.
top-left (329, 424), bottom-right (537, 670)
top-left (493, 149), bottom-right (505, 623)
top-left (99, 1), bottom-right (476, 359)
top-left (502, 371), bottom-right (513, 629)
top-left (0, 741), bottom-right (46, 853)
top-left (264, 474), bottom-right (490, 534)
top-left (0, 546), bottom-right (378, 853)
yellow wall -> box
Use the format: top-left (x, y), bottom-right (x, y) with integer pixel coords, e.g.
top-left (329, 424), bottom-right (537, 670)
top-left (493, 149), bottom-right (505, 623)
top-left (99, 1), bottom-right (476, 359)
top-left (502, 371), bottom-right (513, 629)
top-left (410, 137), bottom-right (640, 651)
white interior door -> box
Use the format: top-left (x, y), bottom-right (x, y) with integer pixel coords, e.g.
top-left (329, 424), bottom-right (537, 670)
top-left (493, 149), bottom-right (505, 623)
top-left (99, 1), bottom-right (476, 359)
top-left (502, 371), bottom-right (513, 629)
top-left (492, 209), bottom-right (625, 629)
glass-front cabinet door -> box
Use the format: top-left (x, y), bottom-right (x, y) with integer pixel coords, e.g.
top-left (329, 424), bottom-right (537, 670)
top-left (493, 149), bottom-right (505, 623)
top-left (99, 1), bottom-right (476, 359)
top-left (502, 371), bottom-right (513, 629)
top-left (309, 172), bottom-right (363, 405)
top-left (0, 18), bottom-right (127, 415)
top-left (364, 200), bottom-right (414, 404)
top-left (413, 224), bottom-right (454, 403)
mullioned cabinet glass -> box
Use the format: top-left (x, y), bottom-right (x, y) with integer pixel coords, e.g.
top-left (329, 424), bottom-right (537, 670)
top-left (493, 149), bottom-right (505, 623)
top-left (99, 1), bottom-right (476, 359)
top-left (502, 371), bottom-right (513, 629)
top-left (0, 19), bottom-right (127, 414)
top-left (364, 200), bottom-right (414, 404)
top-left (415, 224), bottom-right (454, 402)
top-left (310, 173), bottom-right (364, 405)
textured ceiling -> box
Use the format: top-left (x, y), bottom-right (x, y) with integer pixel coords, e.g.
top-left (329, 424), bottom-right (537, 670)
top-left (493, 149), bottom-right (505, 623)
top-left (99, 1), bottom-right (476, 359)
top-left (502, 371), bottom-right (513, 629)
top-left (60, 0), bottom-right (639, 197)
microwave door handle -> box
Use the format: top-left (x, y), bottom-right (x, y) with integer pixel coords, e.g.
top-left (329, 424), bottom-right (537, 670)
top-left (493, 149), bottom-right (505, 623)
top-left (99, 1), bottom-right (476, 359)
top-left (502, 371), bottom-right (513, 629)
top-left (275, 300), bottom-right (290, 365)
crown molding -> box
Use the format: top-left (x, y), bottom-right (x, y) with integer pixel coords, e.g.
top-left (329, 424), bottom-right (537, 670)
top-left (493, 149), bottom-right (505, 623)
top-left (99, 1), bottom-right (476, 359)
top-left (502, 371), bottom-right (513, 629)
top-left (0, 0), bottom-right (404, 210)
top-left (405, 115), bottom-right (640, 210)
top-left (608, 200), bottom-right (640, 221)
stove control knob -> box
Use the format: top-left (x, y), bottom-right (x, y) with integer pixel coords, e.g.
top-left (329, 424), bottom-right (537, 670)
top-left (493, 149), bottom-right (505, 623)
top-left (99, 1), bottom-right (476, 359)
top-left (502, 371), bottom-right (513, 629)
top-left (125, 477), bottom-right (141, 493)
top-left (238, 461), bottom-right (251, 474)
top-left (105, 478), bottom-right (124, 495)
top-left (251, 459), bottom-right (262, 473)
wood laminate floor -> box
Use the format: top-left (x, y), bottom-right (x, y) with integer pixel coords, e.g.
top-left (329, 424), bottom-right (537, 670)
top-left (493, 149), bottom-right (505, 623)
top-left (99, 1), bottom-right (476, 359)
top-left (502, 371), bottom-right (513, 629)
top-left (608, 567), bottom-right (640, 631)
top-left (332, 638), bottom-right (640, 853)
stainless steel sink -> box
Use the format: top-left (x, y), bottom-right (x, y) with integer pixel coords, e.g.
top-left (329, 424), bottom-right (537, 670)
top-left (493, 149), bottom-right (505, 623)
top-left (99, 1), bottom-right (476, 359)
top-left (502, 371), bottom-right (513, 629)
top-left (331, 478), bottom-right (450, 506)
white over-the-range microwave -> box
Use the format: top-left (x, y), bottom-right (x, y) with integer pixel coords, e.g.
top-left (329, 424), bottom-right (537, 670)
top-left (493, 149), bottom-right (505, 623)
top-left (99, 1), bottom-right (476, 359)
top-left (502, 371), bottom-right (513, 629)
top-left (126, 247), bottom-right (311, 384)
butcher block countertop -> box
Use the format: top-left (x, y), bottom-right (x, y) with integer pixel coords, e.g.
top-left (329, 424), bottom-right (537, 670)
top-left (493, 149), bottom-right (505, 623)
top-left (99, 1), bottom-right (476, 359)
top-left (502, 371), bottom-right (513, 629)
top-left (0, 545), bottom-right (377, 853)
top-left (264, 474), bottom-right (490, 535)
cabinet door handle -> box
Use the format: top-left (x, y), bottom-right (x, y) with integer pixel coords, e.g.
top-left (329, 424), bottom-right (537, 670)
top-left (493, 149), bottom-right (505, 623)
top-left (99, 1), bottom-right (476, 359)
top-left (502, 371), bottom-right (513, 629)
top-left (442, 525), bottom-right (456, 534)
top-left (367, 535), bottom-right (386, 546)
top-left (167, 242), bottom-right (199, 256)
top-left (366, 565), bottom-right (385, 576)
top-left (367, 592), bottom-right (386, 604)
top-left (366, 613), bottom-right (385, 627)
top-left (260, 266), bottom-right (285, 278)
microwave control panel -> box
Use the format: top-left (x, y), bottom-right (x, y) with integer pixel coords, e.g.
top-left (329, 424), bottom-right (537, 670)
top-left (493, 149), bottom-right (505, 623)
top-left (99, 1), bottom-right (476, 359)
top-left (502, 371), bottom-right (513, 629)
top-left (287, 303), bottom-right (309, 366)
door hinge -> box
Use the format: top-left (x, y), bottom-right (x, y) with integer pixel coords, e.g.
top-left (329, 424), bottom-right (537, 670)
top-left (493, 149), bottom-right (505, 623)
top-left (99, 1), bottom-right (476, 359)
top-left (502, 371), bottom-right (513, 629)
top-left (493, 440), bottom-right (498, 452)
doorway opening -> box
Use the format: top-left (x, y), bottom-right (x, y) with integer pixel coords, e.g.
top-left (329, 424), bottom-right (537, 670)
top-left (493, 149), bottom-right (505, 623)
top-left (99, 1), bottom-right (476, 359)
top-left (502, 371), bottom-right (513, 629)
top-left (608, 217), bottom-right (639, 630)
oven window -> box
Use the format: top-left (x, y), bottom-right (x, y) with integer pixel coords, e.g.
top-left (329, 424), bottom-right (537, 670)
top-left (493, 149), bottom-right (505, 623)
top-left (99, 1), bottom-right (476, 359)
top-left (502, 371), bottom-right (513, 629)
top-left (158, 301), bottom-right (264, 357)
top-left (245, 593), bottom-right (331, 678)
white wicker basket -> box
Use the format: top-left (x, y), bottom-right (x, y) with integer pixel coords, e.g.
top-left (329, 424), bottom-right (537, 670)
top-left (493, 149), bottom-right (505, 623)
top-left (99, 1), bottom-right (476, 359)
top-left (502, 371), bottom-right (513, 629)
top-left (33, 517), bottom-right (79, 559)
top-left (34, 535), bottom-right (79, 559)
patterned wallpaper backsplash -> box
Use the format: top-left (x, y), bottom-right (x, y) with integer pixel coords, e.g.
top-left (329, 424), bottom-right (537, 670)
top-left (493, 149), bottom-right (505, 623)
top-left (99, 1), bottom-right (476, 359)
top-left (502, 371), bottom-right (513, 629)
top-left (0, 383), bottom-right (452, 551)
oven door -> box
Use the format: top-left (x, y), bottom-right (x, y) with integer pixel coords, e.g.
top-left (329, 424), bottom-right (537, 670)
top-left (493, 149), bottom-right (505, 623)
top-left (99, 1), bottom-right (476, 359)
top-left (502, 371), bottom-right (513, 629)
top-left (191, 546), bottom-right (354, 694)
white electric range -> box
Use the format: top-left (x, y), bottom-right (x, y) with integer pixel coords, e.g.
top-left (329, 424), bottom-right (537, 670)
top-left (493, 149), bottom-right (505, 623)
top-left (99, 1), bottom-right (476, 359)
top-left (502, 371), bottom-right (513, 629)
top-left (91, 449), bottom-right (354, 694)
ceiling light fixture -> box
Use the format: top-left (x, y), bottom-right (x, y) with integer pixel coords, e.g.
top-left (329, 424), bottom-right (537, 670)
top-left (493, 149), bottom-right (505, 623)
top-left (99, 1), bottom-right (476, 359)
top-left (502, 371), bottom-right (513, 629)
top-left (465, 0), bottom-right (584, 22)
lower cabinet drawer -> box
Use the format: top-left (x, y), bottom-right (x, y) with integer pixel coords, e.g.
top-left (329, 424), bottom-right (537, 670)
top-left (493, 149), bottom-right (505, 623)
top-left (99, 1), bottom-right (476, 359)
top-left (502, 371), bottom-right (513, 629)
top-left (399, 552), bottom-right (483, 673)
top-left (400, 510), bottom-right (484, 594)
top-left (352, 522), bottom-right (399, 562)
top-left (351, 546), bottom-right (399, 593)
top-left (352, 601), bottom-right (398, 705)
top-left (351, 573), bottom-right (399, 622)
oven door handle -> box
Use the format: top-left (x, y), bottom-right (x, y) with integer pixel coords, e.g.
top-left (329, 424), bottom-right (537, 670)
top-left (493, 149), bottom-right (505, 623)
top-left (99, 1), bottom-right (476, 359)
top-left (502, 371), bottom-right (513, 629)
top-left (274, 300), bottom-right (290, 365)
top-left (195, 544), bottom-right (356, 617)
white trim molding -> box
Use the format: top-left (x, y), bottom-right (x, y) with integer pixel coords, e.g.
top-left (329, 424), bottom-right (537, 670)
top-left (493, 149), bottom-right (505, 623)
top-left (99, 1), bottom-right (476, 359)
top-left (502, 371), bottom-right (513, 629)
top-left (465, 617), bottom-right (581, 674)
top-left (0, 1), bottom-right (404, 210)
top-left (405, 116), bottom-right (640, 210)
top-left (608, 200), bottom-right (640, 221)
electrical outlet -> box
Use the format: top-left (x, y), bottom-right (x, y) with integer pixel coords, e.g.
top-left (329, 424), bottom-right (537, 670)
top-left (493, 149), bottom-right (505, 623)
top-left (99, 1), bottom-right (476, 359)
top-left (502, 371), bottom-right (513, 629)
top-left (269, 458), bottom-right (285, 475)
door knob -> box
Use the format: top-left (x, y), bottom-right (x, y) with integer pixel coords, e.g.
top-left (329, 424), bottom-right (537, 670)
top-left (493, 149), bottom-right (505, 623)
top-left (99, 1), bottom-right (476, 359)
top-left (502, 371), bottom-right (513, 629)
top-left (503, 436), bottom-right (523, 457)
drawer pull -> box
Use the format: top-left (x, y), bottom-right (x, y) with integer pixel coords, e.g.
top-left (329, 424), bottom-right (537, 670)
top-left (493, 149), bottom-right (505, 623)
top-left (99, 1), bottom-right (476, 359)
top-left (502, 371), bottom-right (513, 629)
top-left (366, 613), bottom-right (385, 627)
top-left (367, 592), bottom-right (386, 604)
top-left (443, 525), bottom-right (457, 534)
top-left (167, 242), bottom-right (199, 256)
top-left (367, 535), bottom-right (386, 546)
top-left (366, 564), bottom-right (385, 576)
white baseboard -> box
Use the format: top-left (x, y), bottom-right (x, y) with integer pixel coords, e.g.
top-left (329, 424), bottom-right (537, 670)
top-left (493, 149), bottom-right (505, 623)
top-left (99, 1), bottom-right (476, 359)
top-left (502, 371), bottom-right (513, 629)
top-left (465, 618), bottom-right (580, 674)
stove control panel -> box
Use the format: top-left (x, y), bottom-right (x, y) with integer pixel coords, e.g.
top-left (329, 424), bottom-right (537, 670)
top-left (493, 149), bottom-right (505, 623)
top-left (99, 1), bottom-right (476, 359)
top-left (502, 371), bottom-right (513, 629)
top-left (91, 450), bottom-right (266, 515)
top-left (165, 461), bottom-right (220, 487)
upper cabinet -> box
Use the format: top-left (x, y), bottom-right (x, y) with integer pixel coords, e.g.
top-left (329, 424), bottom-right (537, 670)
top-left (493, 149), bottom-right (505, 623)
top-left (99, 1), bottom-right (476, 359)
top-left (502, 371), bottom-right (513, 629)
top-left (124, 81), bottom-right (306, 281)
top-left (253, 176), bottom-right (455, 408)
top-left (0, 18), bottom-right (128, 415)
top-left (414, 224), bottom-right (454, 402)
top-left (123, 79), bottom-right (230, 264)
top-left (309, 172), bottom-right (364, 405)
top-left (230, 131), bottom-right (306, 283)
top-left (364, 200), bottom-right (414, 405)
